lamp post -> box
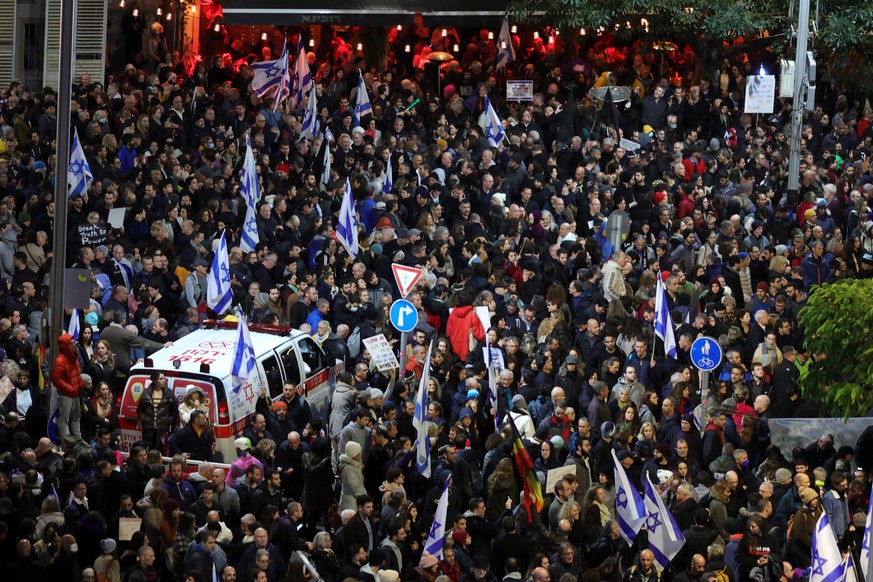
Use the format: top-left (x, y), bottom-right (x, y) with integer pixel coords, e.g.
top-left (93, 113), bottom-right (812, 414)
top-left (786, 0), bottom-right (813, 207)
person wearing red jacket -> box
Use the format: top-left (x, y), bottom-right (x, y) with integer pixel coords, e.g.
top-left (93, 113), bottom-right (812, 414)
top-left (446, 303), bottom-right (485, 362)
top-left (52, 332), bottom-right (84, 442)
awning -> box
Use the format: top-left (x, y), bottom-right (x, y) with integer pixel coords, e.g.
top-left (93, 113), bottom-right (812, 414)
top-left (220, 0), bottom-right (509, 26)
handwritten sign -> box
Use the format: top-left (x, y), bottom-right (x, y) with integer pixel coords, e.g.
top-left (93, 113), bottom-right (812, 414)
top-left (545, 466), bottom-right (577, 493)
top-left (744, 75), bottom-right (776, 114)
top-left (119, 517), bottom-right (142, 541)
top-left (362, 334), bottom-right (400, 372)
top-left (506, 80), bottom-right (534, 102)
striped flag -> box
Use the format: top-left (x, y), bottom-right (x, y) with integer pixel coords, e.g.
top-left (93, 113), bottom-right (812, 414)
top-left (68, 128), bottom-right (93, 198)
top-left (207, 232), bottom-right (233, 315)
top-left (290, 37), bottom-right (312, 111)
top-left (495, 17), bottom-right (516, 70)
top-left (353, 73), bottom-right (371, 126)
top-left (644, 474), bottom-right (686, 571)
top-left (654, 274), bottom-right (677, 358)
top-left (319, 130), bottom-right (333, 187)
top-left (412, 342), bottom-right (433, 478)
top-left (612, 449), bottom-right (646, 545)
top-left (68, 309), bottom-right (81, 341)
top-left (382, 155), bottom-right (393, 194)
top-left (251, 40), bottom-right (290, 100)
top-left (508, 415), bottom-right (543, 521)
top-left (298, 82), bottom-right (319, 142)
top-left (231, 315), bottom-right (257, 394)
top-left (240, 135), bottom-right (260, 253)
top-left (423, 474), bottom-right (450, 559)
top-left (335, 178), bottom-right (359, 258)
top-left (483, 97), bottom-right (506, 147)
top-left (810, 512), bottom-right (845, 582)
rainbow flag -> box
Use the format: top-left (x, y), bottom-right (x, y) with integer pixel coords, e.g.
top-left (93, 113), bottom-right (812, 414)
top-left (34, 340), bottom-right (46, 390)
top-left (509, 416), bottom-right (543, 520)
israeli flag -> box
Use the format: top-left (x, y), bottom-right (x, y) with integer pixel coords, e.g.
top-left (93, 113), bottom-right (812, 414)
top-left (495, 17), bottom-right (516, 70)
top-left (654, 275), bottom-right (677, 358)
top-left (483, 97), bottom-right (506, 147)
top-left (382, 155), bottom-right (393, 194)
top-left (643, 474), bottom-right (686, 571)
top-left (335, 178), bottom-right (359, 258)
top-left (207, 232), bottom-right (233, 315)
top-left (862, 492), bottom-right (872, 578)
top-left (68, 128), bottom-right (93, 198)
top-left (353, 73), bottom-right (372, 126)
top-left (810, 512), bottom-right (845, 582)
top-left (299, 82), bottom-right (319, 142)
top-left (320, 130), bottom-right (333, 187)
top-left (251, 39), bottom-right (289, 99)
top-left (612, 449), bottom-right (645, 545)
top-left (423, 475), bottom-right (450, 559)
top-left (68, 309), bottom-right (81, 341)
top-left (843, 553), bottom-right (858, 582)
top-left (231, 315), bottom-right (257, 394)
top-left (240, 135), bottom-right (260, 253)
top-left (413, 342), bottom-right (433, 478)
top-left (290, 37), bottom-right (312, 111)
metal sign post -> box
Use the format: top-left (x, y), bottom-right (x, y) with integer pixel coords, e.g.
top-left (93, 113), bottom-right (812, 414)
top-left (689, 336), bottom-right (723, 406)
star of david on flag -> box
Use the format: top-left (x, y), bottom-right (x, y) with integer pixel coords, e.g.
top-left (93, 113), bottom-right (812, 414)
top-left (335, 178), bottom-right (359, 258)
top-left (251, 39), bottom-right (290, 102)
top-left (810, 512), bottom-right (845, 582)
top-left (231, 314), bottom-right (257, 394)
top-left (643, 474), bottom-right (685, 571)
top-left (240, 135), bottom-right (260, 253)
top-left (423, 475), bottom-right (450, 559)
top-left (483, 97), bottom-right (506, 147)
top-left (612, 449), bottom-right (645, 545)
top-left (68, 128), bottom-right (93, 198)
top-left (207, 232), bottom-right (233, 315)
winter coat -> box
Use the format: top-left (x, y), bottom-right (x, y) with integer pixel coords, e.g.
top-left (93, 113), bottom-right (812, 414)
top-left (446, 305), bottom-right (485, 362)
top-left (329, 381), bottom-right (358, 439)
top-left (137, 384), bottom-right (178, 436)
top-left (339, 453), bottom-right (366, 511)
top-left (302, 450), bottom-right (335, 513)
top-left (52, 333), bottom-right (83, 398)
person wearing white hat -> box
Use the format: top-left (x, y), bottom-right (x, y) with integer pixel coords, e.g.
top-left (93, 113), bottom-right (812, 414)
top-left (94, 538), bottom-right (120, 582)
top-left (339, 441), bottom-right (366, 511)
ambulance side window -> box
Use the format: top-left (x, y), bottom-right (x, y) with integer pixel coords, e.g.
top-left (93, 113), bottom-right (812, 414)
top-left (262, 355), bottom-right (283, 398)
top-left (297, 337), bottom-right (324, 378)
top-left (281, 346), bottom-right (302, 387)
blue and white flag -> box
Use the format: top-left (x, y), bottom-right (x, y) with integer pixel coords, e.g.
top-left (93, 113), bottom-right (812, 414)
top-left (495, 17), bottom-right (516, 70)
top-left (843, 553), bottom-right (859, 582)
top-left (382, 155), bottom-right (393, 194)
top-left (861, 491), bottom-right (872, 579)
top-left (353, 73), bottom-right (372, 126)
top-left (68, 128), bottom-right (93, 198)
top-left (643, 474), bottom-right (686, 571)
top-left (68, 309), bottom-right (81, 340)
top-left (335, 178), bottom-right (359, 258)
top-left (290, 37), bottom-right (312, 111)
top-left (413, 342), bottom-right (433, 478)
top-left (212, 563), bottom-right (220, 582)
top-left (251, 39), bottom-right (289, 100)
top-left (240, 135), bottom-right (260, 253)
top-left (299, 82), bottom-right (319, 142)
top-left (612, 449), bottom-right (645, 545)
top-left (207, 232), bottom-right (233, 315)
top-left (231, 315), bottom-right (257, 394)
top-left (423, 474), bottom-right (450, 559)
top-left (810, 512), bottom-right (845, 582)
top-left (483, 97), bottom-right (506, 147)
top-left (654, 275), bottom-right (677, 358)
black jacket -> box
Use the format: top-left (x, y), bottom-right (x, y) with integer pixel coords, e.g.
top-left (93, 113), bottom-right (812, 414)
top-left (169, 422), bottom-right (215, 462)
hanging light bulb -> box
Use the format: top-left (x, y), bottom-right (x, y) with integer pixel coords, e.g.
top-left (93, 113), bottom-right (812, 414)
top-left (119, 0), bottom-right (125, 7)
top-left (309, 38), bottom-right (315, 47)
top-left (501, 40), bottom-right (507, 49)
top-left (356, 42), bottom-right (363, 51)
top-left (548, 35), bottom-right (554, 44)
top-left (554, 30), bottom-right (559, 36)
top-left (404, 44), bottom-right (411, 53)
top-left (533, 31), bottom-right (539, 39)
top-left (156, 6), bottom-right (162, 15)
top-left (396, 25), bottom-right (402, 31)
top-left (441, 28), bottom-right (447, 37)
top-left (214, 22), bottom-right (221, 32)
top-left (580, 28), bottom-right (586, 35)
top-left (132, 8), bottom-right (139, 16)
top-left (510, 25), bottom-right (517, 33)
top-left (191, 4), bottom-right (196, 13)
top-left (261, 32), bottom-right (268, 41)
top-left (166, 11), bottom-right (172, 20)
top-left (452, 43), bottom-right (459, 52)
top-left (488, 31), bottom-right (494, 40)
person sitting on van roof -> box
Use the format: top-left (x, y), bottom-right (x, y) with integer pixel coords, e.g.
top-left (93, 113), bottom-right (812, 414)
top-left (170, 410), bottom-right (215, 463)
top-left (242, 413), bottom-right (274, 450)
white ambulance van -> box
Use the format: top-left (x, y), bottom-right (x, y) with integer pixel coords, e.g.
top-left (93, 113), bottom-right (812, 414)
top-left (117, 320), bottom-right (334, 460)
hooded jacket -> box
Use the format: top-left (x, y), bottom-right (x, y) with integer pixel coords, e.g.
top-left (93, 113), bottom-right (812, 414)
top-left (446, 305), bottom-right (484, 362)
top-left (52, 333), bottom-right (83, 398)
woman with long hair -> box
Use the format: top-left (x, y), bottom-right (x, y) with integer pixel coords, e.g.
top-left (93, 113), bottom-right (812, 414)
top-left (83, 381), bottom-right (119, 440)
top-left (736, 513), bottom-right (782, 580)
top-left (580, 484), bottom-right (611, 530)
top-left (485, 458), bottom-right (518, 522)
top-left (87, 339), bottom-right (125, 394)
top-left (309, 531), bottom-right (340, 582)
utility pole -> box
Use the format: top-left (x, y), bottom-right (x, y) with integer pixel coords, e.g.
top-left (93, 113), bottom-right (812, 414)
top-left (786, 0), bottom-right (814, 208)
top-left (49, 0), bottom-right (74, 363)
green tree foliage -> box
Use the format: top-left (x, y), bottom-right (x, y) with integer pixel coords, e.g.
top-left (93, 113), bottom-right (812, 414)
top-left (799, 279), bottom-right (873, 418)
top-left (510, 0), bottom-right (873, 90)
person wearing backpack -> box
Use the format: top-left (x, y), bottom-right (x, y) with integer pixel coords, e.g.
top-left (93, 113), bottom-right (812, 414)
top-left (94, 538), bottom-right (121, 582)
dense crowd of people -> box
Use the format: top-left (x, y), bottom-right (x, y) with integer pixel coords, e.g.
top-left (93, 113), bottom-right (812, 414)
top-left (0, 15), bottom-right (872, 582)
